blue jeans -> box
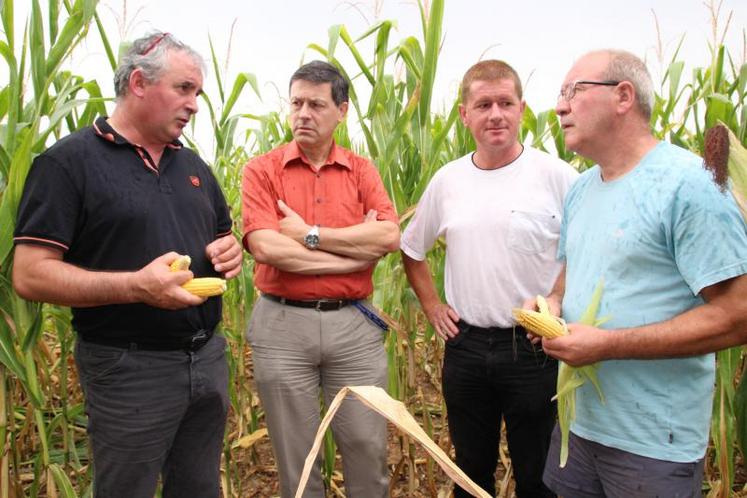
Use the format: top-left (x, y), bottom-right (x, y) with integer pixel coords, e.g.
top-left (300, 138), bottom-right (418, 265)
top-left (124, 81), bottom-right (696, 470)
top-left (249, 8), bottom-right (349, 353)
top-left (75, 334), bottom-right (229, 498)
top-left (442, 321), bottom-right (557, 498)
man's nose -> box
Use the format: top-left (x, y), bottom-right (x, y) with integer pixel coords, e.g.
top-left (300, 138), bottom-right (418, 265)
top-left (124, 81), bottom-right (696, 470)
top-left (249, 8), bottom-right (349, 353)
top-left (489, 103), bottom-right (503, 120)
top-left (297, 102), bottom-right (312, 118)
top-left (187, 93), bottom-right (199, 114)
top-left (555, 97), bottom-right (570, 116)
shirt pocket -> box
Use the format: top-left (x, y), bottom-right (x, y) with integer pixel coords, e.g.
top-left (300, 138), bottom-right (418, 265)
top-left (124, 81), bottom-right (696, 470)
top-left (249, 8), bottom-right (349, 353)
top-left (507, 211), bottom-right (560, 254)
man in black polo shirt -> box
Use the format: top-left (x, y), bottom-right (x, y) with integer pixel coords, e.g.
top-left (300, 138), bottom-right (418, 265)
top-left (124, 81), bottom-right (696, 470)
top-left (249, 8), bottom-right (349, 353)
top-left (12, 32), bottom-right (242, 498)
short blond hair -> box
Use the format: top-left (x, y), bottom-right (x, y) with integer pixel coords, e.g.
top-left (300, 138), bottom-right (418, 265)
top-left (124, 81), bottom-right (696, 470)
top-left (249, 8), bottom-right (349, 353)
top-left (461, 60), bottom-right (522, 103)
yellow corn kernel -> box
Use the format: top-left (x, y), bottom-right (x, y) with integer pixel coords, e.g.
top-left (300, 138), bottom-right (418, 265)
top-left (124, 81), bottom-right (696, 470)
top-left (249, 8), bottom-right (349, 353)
top-left (170, 255), bottom-right (192, 272)
top-left (182, 277), bottom-right (227, 297)
top-left (512, 308), bottom-right (567, 339)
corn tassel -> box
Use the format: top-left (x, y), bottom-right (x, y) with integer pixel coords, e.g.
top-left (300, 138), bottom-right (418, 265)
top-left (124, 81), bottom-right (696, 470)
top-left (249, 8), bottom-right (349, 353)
top-left (704, 123), bottom-right (747, 223)
top-left (181, 278), bottom-right (227, 297)
top-left (170, 254), bottom-right (226, 297)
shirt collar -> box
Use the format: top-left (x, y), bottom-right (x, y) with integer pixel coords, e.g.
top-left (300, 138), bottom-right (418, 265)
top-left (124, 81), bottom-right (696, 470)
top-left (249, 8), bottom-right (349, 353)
top-left (281, 140), bottom-right (351, 170)
top-left (92, 116), bottom-right (183, 150)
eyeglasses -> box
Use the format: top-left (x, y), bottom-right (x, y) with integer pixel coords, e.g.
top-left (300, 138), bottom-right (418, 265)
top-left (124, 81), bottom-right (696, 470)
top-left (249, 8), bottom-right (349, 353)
top-left (140, 32), bottom-right (170, 56)
top-left (557, 80), bottom-right (620, 102)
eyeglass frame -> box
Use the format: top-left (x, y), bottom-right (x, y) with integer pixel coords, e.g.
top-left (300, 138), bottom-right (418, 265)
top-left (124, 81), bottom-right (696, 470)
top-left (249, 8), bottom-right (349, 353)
top-left (557, 80), bottom-right (620, 102)
top-left (140, 32), bottom-right (171, 56)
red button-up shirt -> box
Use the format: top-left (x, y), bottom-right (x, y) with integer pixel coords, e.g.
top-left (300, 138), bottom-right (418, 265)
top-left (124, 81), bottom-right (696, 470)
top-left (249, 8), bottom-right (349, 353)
top-left (242, 141), bottom-right (398, 299)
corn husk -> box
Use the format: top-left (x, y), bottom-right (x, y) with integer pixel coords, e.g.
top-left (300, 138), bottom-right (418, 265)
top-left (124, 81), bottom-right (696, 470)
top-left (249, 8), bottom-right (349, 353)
top-left (294, 386), bottom-right (490, 498)
top-left (513, 281), bottom-right (609, 467)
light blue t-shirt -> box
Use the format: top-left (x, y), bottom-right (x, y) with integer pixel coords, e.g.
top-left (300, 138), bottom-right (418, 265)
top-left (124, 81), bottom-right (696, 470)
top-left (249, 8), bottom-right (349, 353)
top-left (559, 141), bottom-right (747, 462)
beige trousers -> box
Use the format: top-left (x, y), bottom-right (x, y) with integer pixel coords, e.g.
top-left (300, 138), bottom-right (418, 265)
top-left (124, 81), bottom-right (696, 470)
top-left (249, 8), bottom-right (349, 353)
top-left (247, 296), bottom-right (389, 498)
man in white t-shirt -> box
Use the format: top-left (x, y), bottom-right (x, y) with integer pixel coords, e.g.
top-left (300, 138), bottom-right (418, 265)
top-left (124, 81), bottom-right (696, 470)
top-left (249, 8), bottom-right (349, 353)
top-left (401, 60), bottom-right (578, 498)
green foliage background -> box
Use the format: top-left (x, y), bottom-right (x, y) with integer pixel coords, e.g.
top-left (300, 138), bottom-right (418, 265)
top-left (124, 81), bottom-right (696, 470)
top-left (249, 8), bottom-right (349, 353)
top-left (0, 0), bottom-right (745, 496)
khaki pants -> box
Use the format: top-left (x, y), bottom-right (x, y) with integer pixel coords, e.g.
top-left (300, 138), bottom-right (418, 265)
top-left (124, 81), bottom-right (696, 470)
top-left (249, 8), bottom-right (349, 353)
top-left (247, 296), bottom-right (389, 498)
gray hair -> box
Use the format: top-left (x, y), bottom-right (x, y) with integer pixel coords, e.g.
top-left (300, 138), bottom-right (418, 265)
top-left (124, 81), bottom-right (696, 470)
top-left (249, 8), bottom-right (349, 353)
top-left (595, 49), bottom-right (654, 120)
top-left (289, 61), bottom-right (349, 106)
top-left (113, 32), bottom-right (205, 98)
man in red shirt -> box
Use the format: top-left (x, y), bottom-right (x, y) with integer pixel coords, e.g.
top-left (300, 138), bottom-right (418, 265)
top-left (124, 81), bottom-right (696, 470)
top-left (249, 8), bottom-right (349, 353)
top-left (241, 61), bottom-right (399, 498)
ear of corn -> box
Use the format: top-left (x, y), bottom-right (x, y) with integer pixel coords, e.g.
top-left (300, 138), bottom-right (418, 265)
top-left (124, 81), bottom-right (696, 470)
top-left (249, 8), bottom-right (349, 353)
top-left (170, 255), bottom-right (192, 272)
top-left (512, 308), bottom-right (567, 338)
top-left (182, 277), bottom-right (227, 297)
top-left (513, 288), bottom-right (607, 468)
top-left (170, 255), bottom-right (226, 297)
top-left (536, 294), bottom-right (551, 315)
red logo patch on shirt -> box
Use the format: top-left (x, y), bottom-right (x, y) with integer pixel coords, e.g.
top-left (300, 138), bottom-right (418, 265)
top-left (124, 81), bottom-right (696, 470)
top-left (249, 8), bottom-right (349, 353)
top-left (190, 176), bottom-right (201, 187)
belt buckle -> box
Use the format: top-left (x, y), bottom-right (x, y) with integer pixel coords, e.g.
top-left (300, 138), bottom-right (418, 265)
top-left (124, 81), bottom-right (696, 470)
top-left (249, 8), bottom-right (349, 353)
top-left (315, 300), bottom-right (323, 311)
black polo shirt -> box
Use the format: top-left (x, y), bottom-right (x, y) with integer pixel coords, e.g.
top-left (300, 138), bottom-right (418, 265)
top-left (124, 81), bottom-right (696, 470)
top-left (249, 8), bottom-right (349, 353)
top-left (14, 117), bottom-right (233, 344)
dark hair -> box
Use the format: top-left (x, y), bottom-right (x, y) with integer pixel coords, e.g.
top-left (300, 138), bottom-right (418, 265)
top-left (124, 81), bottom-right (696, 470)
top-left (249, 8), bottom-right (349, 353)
top-left (289, 61), bottom-right (349, 105)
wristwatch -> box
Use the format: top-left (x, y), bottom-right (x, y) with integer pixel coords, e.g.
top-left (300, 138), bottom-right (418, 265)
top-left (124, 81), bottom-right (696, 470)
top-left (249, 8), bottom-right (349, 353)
top-left (304, 225), bottom-right (320, 250)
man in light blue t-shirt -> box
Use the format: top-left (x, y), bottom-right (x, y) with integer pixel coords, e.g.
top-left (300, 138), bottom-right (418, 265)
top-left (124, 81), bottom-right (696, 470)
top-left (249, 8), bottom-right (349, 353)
top-left (534, 49), bottom-right (747, 497)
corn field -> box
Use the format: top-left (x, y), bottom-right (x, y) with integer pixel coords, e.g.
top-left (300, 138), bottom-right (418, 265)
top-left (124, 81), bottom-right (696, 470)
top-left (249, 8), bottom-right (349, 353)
top-left (1, 0), bottom-right (746, 496)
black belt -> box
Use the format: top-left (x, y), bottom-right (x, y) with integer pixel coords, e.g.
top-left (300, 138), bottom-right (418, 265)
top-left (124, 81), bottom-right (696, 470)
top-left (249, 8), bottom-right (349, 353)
top-left (80, 328), bottom-right (214, 352)
top-left (457, 320), bottom-right (524, 335)
top-left (263, 293), bottom-right (352, 311)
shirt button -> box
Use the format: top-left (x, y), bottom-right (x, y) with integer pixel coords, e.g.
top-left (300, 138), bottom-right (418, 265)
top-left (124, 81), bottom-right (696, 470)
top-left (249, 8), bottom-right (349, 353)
top-left (316, 198), bottom-right (322, 203)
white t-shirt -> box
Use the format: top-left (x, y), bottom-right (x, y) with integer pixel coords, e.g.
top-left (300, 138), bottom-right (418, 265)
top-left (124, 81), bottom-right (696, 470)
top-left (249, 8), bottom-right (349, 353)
top-left (401, 146), bottom-right (578, 328)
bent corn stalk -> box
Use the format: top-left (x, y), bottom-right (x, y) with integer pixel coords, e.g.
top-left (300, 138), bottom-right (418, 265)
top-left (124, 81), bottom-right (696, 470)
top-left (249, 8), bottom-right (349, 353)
top-left (294, 386), bottom-right (490, 498)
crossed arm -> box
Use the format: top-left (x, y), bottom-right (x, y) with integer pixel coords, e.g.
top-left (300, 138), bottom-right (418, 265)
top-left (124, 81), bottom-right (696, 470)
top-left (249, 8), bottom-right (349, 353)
top-left (528, 264), bottom-right (747, 366)
top-left (246, 199), bottom-right (400, 275)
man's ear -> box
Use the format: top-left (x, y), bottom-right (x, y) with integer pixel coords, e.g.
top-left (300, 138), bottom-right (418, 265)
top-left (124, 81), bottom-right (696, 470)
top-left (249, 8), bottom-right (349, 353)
top-left (338, 101), bottom-right (349, 122)
top-left (458, 104), bottom-right (467, 126)
top-left (129, 68), bottom-right (148, 98)
top-left (615, 81), bottom-right (636, 115)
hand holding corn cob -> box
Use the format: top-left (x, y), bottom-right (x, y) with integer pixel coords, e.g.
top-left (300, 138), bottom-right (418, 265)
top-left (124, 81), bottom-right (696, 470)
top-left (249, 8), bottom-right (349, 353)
top-left (170, 254), bottom-right (227, 297)
top-left (512, 283), bottom-right (608, 468)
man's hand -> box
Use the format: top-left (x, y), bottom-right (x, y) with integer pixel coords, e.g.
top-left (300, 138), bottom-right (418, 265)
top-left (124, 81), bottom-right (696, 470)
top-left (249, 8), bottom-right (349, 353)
top-left (206, 234), bottom-right (243, 279)
top-left (363, 209), bottom-right (378, 223)
top-left (541, 323), bottom-right (614, 367)
top-left (277, 200), bottom-right (310, 243)
top-left (131, 252), bottom-right (206, 310)
top-left (424, 302), bottom-right (461, 340)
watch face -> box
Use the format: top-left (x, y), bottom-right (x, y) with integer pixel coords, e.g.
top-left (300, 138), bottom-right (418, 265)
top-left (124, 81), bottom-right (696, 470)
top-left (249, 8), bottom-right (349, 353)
top-left (305, 234), bottom-right (320, 249)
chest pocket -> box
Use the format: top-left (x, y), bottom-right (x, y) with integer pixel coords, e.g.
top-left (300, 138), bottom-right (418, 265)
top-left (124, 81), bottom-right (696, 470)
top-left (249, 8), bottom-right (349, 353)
top-left (508, 211), bottom-right (560, 254)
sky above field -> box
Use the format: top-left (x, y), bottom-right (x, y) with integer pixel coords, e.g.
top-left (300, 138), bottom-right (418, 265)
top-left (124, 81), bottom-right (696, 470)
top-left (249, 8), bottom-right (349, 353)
top-left (15, 0), bottom-right (747, 149)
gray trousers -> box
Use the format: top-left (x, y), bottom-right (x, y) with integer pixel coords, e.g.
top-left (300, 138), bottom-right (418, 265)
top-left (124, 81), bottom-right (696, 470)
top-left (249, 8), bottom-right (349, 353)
top-left (543, 425), bottom-right (704, 497)
top-left (247, 296), bottom-right (389, 498)
top-left (75, 334), bottom-right (229, 498)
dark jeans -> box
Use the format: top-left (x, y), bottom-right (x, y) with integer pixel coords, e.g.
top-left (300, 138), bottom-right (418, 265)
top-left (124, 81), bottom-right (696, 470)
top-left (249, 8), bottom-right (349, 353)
top-left (75, 334), bottom-right (229, 498)
top-left (443, 321), bottom-right (557, 498)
